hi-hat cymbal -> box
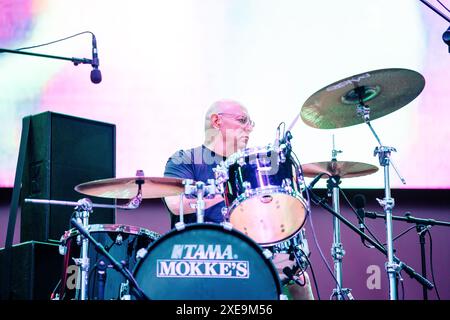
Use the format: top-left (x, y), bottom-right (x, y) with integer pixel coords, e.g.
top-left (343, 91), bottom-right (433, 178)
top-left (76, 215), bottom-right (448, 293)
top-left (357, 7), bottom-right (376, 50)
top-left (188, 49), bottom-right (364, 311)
top-left (75, 176), bottom-right (185, 199)
top-left (302, 161), bottom-right (379, 179)
top-left (301, 68), bottom-right (425, 129)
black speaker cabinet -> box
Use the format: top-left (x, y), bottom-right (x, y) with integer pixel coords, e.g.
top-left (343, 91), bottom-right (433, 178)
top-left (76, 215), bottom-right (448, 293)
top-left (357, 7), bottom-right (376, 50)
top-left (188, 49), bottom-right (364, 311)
top-left (20, 111), bottom-right (116, 242)
top-left (0, 241), bottom-right (63, 300)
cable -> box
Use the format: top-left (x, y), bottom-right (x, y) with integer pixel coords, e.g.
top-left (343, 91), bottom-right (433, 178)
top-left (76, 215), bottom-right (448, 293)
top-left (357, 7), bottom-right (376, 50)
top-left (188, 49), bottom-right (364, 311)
top-left (297, 248), bottom-right (321, 300)
top-left (381, 225), bottom-right (417, 246)
top-left (437, 0), bottom-right (450, 13)
top-left (15, 31), bottom-right (95, 51)
top-left (50, 279), bottom-right (62, 300)
top-left (339, 189), bottom-right (385, 249)
top-left (400, 274), bottom-right (405, 300)
top-left (427, 230), bottom-right (441, 300)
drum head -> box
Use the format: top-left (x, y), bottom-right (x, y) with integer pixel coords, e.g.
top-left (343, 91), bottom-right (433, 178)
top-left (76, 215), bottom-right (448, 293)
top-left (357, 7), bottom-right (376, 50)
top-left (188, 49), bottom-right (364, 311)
top-left (133, 223), bottom-right (281, 300)
top-left (230, 192), bottom-right (307, 246)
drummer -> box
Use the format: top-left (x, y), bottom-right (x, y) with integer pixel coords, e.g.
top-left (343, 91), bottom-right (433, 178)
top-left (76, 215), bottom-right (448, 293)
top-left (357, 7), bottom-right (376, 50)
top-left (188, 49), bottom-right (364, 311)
top-left (163, 99), bottom-right (314, 300)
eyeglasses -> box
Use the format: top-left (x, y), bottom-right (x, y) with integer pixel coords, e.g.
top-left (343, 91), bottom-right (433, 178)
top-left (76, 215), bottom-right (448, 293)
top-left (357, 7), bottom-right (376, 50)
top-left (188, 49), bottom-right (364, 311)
top-left (217, 113), bottom-right (255, 128)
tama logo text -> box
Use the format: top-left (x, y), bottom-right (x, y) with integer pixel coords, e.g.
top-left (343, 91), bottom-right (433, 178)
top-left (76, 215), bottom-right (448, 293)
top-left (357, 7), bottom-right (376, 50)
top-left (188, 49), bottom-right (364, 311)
top-left (171, 244), bottom-right (234, 260)
top-left (157, 243), bottom-right (250, 279)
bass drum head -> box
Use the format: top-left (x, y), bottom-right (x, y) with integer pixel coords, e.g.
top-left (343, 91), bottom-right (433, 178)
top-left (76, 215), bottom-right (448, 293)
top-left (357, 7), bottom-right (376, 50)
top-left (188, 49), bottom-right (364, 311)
top-left (133, 223), bottom-right (281, 300)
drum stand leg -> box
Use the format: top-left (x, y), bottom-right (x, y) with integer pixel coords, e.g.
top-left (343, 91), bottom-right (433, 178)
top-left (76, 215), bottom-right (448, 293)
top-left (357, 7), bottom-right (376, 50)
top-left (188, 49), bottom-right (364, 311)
top-left (374, 145), bottom-right (400, 300)
top-left (72, 199), bottom-right (93, 300)
top-left (362, 106), bottom-right (406, 300)
top-left (328, 176), bottom-right (354, 300)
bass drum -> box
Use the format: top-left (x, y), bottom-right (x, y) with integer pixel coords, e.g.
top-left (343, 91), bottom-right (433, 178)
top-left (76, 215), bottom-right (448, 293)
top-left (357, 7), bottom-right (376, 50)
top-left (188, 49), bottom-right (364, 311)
top-left (133, 223), bottom-right (282, 300)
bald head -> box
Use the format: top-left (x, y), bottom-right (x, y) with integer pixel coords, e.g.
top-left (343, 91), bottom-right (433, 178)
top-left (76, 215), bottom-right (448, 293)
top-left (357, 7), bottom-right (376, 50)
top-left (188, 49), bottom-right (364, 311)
top-left (204, 99), bottom-right (248, 131)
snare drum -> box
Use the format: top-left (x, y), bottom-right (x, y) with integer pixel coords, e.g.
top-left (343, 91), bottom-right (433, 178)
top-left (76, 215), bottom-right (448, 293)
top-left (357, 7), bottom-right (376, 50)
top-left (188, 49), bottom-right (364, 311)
top-left (132, 223), bottom-right (282, 300)
top-left (215, 144), bottom-right (308, 246)
top-left (58, 224), bottom-right (160, 300)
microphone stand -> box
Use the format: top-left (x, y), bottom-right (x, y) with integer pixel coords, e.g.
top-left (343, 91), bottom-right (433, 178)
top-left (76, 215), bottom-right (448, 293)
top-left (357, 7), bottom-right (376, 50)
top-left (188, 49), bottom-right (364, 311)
top-left (307, 190), bottom-right (435, 295)
top-left (0, 47), bottom-right (95, 66)
top-left (365, 211), bottom-right (450, 299)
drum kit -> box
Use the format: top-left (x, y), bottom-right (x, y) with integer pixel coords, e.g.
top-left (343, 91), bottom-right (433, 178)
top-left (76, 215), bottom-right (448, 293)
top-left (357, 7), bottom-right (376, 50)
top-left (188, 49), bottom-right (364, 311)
top-left (25, 68), bottom-right (426, 300)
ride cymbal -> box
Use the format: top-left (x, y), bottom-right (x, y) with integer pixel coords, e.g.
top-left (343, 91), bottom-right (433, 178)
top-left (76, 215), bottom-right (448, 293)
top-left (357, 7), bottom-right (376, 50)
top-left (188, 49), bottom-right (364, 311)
top-left (301, 68), bottom-right (425, 129)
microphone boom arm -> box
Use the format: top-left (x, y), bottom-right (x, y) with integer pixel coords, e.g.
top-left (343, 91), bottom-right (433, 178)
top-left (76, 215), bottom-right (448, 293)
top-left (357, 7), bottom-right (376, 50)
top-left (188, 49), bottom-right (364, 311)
top-left (0, 47), bottom-right (94, 66)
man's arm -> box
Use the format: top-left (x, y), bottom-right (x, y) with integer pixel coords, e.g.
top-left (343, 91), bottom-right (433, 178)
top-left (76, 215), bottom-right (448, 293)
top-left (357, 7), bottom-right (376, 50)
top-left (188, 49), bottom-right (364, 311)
top-left (163, 148), bottom-right (224, 215)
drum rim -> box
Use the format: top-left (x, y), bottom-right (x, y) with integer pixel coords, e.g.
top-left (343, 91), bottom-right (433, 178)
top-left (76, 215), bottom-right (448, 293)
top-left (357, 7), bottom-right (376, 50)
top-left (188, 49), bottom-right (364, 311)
top-left (227, 186), bottom-right (307, 212)
top-left (221, 144), bottom-right (278, 169)
top-left (132, 222), bottom-right (282, 298)
top-left (60, 224), bottom-right (160, 241)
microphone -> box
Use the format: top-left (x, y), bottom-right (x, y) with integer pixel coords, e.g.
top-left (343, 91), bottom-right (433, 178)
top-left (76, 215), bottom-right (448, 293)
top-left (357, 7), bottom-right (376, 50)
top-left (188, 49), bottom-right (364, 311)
top-left (352, 194), bottom-right (380, 219)
top-left (353, 194), bottom-right (369, 245)
top-left (90, 34), bottom-right (102, 84)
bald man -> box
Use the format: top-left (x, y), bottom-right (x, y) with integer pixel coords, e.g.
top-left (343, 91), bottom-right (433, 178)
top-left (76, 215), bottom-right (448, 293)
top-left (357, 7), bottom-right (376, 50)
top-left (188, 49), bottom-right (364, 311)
top-left (163, 99), bottom-right (314, 300)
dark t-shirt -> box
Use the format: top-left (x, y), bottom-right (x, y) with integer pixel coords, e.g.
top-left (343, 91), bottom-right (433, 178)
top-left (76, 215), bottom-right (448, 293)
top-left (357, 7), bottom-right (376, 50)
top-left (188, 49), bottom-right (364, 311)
top-left (163, 145), bottom-right (227, 227)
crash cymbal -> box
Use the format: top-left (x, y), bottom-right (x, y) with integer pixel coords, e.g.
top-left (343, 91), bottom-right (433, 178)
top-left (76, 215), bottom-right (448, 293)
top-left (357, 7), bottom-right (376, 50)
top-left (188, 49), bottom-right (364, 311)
top-left (302, 161), bottom-right (379, 179)
top-left (301, 68), bottom-right (425, 129)
top-left (75, 176), bottom-right (185, 199)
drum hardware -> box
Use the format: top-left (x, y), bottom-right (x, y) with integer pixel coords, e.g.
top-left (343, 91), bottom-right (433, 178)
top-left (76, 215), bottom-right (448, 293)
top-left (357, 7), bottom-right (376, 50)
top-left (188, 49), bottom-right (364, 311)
top-left (329, 138), bottom-right (355, 300)
top-left (97, 260), bottom-right (107, 300)
top-left (307, 188), bottom-right (435, 299)
top-left (24, 198), bottom-right (93, 300)
top-left (119, 280), bottom-right (131, 300)
top-left (72, 198), bottom-right (92, 300)
top-left (356, 83), bottom-right (410, 301)
top-left (180, 179), bottom-right (217, 224)
top-left (302, 140), bottom-right (380, 299)
top-left (365, 211), bottom-right (450, 299)
top-left (301, 68), bottom-right (432, 300)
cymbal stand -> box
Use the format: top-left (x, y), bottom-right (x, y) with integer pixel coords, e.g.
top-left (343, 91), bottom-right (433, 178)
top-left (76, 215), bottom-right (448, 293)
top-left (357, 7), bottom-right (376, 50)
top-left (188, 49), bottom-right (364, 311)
top-left (328, 138), bottom-right (354, 300)
top-left (356, 95), bottom-right (406, 300)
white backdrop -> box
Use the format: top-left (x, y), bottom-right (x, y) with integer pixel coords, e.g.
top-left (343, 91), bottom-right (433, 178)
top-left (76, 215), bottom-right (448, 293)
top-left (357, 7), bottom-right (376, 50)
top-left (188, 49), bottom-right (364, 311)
top-left (1, 0), bottom-right (449, 189)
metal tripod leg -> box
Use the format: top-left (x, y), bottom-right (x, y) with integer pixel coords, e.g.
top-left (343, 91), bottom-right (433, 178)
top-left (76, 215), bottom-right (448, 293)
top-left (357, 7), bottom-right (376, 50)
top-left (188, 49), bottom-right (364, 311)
top-left (328, 176), bottom-right (353, 300)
